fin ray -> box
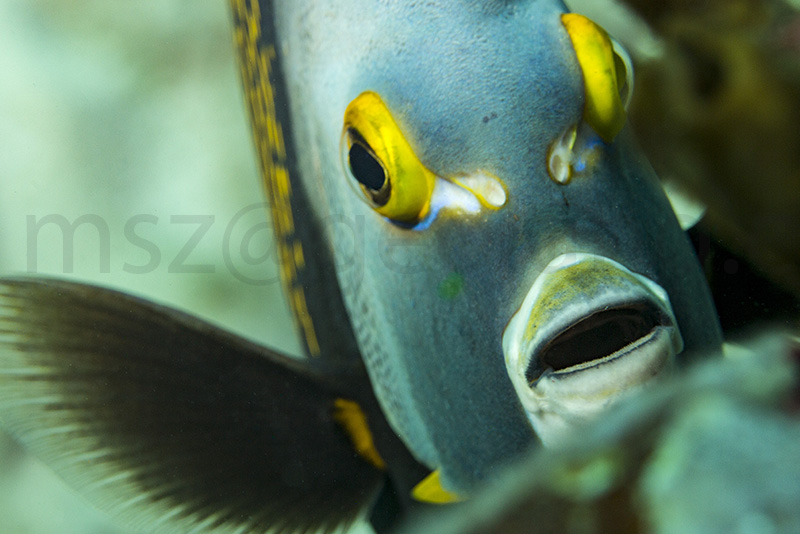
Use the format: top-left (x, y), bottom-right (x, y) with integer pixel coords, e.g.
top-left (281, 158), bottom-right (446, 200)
top-left (0, 277), bottom-right (381, 534)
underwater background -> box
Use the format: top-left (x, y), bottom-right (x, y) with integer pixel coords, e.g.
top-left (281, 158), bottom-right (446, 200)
top-left (1, 0), bottom-right (797, 533)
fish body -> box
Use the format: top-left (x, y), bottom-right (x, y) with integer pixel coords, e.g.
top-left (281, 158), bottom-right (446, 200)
top-left (0, 1), bottom-right (721, 533)
top-left (399, 334), bottom-right (800, 534)
top-left (252, 0), bottom-right (720, 490)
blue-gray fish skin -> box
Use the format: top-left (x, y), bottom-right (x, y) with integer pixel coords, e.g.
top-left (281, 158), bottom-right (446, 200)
top-left (277, 0), bottom-right (721, 493)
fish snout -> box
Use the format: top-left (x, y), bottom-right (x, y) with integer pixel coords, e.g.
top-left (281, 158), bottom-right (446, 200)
top-left (503, 253), bottom-right (682, 446)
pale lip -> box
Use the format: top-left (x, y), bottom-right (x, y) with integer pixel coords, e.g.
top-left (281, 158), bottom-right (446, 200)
top-left (503, 253), bottom-right (683, 446)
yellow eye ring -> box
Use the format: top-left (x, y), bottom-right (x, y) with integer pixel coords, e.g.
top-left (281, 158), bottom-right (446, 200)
top-left (562, 13), bottom-right (633, 142)
top-left (343, 91), bottom-right (436, 223)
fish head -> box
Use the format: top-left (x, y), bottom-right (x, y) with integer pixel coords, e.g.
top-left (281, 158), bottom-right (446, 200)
top-left (280, 0), bottom-right (721, 495)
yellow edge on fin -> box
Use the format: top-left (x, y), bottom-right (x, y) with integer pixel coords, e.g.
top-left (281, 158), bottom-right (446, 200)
top-left (561, 13), bottom-right (626, 142)
top-left (332, 399), bottom-right (386, 470)
top-left (411, 470), bottom-right (466, 504)
top-left (232, 0), bottom-right (321, 357)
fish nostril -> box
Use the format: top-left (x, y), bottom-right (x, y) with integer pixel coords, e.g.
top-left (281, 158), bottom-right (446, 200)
top-left (525, 302), bottom-right (665, 384)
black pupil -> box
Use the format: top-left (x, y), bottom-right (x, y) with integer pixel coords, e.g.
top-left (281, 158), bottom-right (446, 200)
top-left (349, 143), bottom-right (386, 191)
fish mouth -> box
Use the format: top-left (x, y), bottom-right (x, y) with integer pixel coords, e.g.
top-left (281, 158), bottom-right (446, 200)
top-left (503, 253), bottom-right (683, 446)
top-left (525, 300), bottom-right (670, 383)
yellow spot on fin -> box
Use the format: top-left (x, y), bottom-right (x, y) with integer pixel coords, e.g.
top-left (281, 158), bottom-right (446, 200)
top-left (562, 13), bottom-right (628, 142)
top-left (333, 399), bottom-right (386, 470)
top-left (411, 470), bottom-right (466, 504)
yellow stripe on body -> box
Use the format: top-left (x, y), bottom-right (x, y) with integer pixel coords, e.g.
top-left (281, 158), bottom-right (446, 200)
top-left (231, 0), bottom-right (321, 356)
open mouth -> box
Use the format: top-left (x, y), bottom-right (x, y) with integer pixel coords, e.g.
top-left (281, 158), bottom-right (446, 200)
top-left (503, 253), bottom-right (683, 446)
top-left (526, 300), bottom-right (670, 384)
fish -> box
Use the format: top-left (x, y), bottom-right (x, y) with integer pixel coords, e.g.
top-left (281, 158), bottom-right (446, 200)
top-left (398, 333), bottom-right (800, 534)
top-left (0, 1), bottom-right (722, 533)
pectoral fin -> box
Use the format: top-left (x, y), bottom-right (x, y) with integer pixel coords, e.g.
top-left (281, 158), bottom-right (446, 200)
top-left (0, 278), bottom-right (383, 534)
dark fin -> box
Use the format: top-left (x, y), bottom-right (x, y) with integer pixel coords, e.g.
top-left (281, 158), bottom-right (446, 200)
top-left (369, 482), bottom-right (405, 534)
top-left (0, 277), bottom-right (382, 534)
top-left (361, 405), bottom-right (438, 534)
top-left (229, 0), bottom-right (363, 363)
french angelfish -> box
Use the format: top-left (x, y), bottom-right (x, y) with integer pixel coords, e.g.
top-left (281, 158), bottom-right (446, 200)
top-left (0, 1), bottom-right (722, 533)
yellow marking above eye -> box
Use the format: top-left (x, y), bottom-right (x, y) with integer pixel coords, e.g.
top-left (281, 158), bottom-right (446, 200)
top-left (343, 92), bottom-right (436, 222)
top-left (562, 14), bottom-right (631, 142)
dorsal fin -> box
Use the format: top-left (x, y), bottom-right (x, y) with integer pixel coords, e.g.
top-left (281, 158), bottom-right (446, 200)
top-left (229, 0), bottom-right (361, 362)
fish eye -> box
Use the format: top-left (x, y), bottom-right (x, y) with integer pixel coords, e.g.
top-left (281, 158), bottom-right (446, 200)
top-left (346, 132), bottom-right (390, 206)
top-left (342, 91), bottom-right (435, 223)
